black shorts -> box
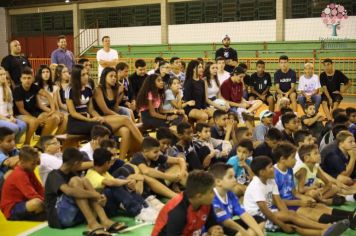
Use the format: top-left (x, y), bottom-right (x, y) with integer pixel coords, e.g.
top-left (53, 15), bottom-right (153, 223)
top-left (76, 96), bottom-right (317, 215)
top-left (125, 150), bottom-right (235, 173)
top-left (321, 93), bottom-right (343, 104)
top-left (223, 215), bottom-right (265, 236)
top-left (248, 92), bottom-right (274, 105)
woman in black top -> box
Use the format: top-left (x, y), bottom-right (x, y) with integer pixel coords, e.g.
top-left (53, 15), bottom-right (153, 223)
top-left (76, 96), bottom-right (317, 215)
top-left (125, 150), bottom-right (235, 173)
top-left (183, 60), bottom-right (210, 123)
top-left (93, 67), bottom-right (143, 160)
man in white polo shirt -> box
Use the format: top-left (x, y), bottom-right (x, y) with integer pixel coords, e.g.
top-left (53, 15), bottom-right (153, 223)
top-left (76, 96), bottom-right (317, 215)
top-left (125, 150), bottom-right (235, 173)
top-left (96, 36), bottom-right (118, 78)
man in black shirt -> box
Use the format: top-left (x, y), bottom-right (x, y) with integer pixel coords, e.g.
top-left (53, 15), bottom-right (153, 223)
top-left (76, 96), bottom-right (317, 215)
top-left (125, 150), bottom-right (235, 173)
top-left (128, 59), bottom-right (147, 112)
top-left (215, 35), bottom-right (238, 73)
top-left (1, 40), bottom-right (31, 88)
top-left (320, 58), bottom-right (351, 121)
top-left (45, 147), bottom-right (126, 233)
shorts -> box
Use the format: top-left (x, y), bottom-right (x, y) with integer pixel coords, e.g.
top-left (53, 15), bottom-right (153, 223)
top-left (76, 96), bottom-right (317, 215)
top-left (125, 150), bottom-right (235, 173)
top-left (274, 91), bottom-right (296, 100)
top-left (56, 194), bottom-right (84, 228)
top-left (256, 208), bottom-right (280, 232)
top-left (8, 201), bottom-right (46, 221)
top-left (223, 215), bottom-right (265, 236)
top-left (321, 93), bottom-right (343, 104)
top-left (248, 92), bottom-right (274, 105)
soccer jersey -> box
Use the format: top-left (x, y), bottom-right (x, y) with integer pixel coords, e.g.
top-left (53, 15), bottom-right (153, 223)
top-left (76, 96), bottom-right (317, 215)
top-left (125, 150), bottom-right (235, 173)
top-left (294, 163), bottom-right (318, 187)
top-left (227, 156), bottom-right (252, 184)
top-left (274, 165), bottom-right (295, 200)
top-left (212, 188), bottom-right (245, 223)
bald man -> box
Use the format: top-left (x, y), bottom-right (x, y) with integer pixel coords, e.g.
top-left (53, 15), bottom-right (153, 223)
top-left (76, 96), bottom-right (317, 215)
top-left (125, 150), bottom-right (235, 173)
top-left (1, 40), bottom-right (32, 87)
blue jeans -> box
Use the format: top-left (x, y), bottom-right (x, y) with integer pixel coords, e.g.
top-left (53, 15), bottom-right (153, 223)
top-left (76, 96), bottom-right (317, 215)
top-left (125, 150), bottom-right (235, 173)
top-left (298, 94), bottom-right (321, 112)
top-left (115, 106), bottom-right (132, 118)
top-left (0, 119), bottom-right (27, 142)
top-left (56, 194), bottom-right (84, 228)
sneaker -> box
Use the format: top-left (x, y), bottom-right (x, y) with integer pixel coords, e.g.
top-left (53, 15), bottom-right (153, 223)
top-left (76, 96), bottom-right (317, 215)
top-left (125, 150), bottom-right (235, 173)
top-left (145, 195), bottom-right (165, 212)
top-left (323, 219), bottom-right (350, 236)
top-left (332, 196), bottom-right (346, 206)
top-left (135, 207), bottom-right (158, 224)
top-left (349, 209), bottom-right (356, 230)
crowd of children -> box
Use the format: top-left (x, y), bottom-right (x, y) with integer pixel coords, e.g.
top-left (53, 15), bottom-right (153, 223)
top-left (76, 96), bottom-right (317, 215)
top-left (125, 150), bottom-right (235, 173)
top-left (0, 36), bottom-right (355, 236)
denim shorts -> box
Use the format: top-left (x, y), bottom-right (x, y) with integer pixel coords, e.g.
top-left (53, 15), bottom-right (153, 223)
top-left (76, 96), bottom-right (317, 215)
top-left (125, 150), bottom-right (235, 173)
top-left (56, 194), bottom-right (84, 228)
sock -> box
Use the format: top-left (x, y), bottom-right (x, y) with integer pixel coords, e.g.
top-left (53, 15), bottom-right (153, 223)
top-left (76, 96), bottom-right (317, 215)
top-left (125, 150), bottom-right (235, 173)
top-left (319, 214), bottom-right (347, 223)
top-left (345, 194), bottom-right (355, 202)
top-left (332, 209), bottom-right (352, 217)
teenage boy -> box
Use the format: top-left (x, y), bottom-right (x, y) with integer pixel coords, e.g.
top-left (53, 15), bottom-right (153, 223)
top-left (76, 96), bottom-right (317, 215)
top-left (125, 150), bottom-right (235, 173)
top-left (220, 67), bottom-right (262, 123)
top-left (254, 128), bottom-right (283, 163)
top-left (169, 57), bottom-right (185, 83)
top-left (301, 103), bottom-right (325, 138)
top-left (210, 163), bottom-right (265, 236)
top-left (96, 36), bottom-right (118, 77)
top-left (13, 67), bottom-right (61, 144)
top-left (248, 60), bottom-right (274, 111)
top-left (253, 110), bottom-right (274, 142)
top-left (147, 56), bottom-right (164, 75)
top-left (152, 170), bottom-right (219, 236)
top-left (116, 62), bottom-right (135, 113)
top-left (274, 55), bottom-right (297, 112)
top-left (45, 147), bottom-right (126, 234)
top-left (274, 142), bottom-right (356, 229)
top-left (281, 112), bottom-right (299, 144)
top-left (1, 146), bottom-right (45, 221)
top-left (244, 155), bottom-right (350, 235)
top-left (129, 59), bottom-right (147, 103)
top-left (297, 63), bottom-right (321, 113)
top-left (211, 110), bottom-right (234, 141)
top-left (131, 137), bottom-right (181, 198)
top-left (0, 127), bottom-right (19, 180)
top-left (320, 58), bottom-right (351, 121)
top-left (80, 125), bottom-right (111, 161)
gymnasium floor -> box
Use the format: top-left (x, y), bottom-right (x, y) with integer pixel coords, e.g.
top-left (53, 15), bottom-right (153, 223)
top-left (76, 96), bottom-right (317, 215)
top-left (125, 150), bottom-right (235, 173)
top-left (1, 99), bottom-right (355, 236)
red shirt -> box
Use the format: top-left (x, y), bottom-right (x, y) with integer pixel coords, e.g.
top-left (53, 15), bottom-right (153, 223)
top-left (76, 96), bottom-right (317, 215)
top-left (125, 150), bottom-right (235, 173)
top-left (0, 166), bottom-right (44, 219)
top-left (152, 192), bottom-right (216, 236)
top-left (220, 78), bottom-right (243, 103)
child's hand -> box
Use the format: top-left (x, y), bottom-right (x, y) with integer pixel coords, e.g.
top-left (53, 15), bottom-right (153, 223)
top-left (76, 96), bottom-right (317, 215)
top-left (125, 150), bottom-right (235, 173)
top-left (167, 173), bottom-right (180, 182)
top-left (300, 199), bottom-right (316, 208)
top-left (98, 194), bottom-right (107, 207)
top-left (280, 223), bottom-right (295, 233)
top-left (187, 100), bottom-right (195, 106)
top-left (220, 150), bottom-right (228, 157)
top-left (226, 119), bottom-right (234, 130)
top-left (3, 156), bottom-right (19, 168)
top-left (127, 179), bottom-right (136, 191)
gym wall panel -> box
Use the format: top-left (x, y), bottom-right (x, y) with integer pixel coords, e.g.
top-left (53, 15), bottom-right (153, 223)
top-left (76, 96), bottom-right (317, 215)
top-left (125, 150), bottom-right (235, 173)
top-left (0, 8), bottom-right (8, 58)
top-left (168, 20), bottom-right (276, 43)
top-left (285, 16), bottom-right (356, 41)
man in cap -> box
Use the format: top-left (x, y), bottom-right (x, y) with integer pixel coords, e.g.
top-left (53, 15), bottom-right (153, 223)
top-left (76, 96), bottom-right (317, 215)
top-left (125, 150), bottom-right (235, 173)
top-left (215, 35), bottom-right (238, 73)
top-left (253, 110), bottom-right (274, 142)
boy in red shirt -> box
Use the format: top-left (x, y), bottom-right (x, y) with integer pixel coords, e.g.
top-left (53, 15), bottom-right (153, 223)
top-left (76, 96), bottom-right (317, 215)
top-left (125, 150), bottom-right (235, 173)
top-left (152, 170), bottom-right (221, 236)
top-left (0, 146), bottom-right (45, 221)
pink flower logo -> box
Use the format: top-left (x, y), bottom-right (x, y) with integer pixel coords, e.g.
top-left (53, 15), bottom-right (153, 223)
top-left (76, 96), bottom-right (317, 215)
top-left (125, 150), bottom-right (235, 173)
top-left (321, 3), bottom-right (348, 36)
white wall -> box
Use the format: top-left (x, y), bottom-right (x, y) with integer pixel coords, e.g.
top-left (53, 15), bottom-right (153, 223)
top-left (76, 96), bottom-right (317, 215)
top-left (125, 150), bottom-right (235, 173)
top-left (0, 8), bottom-right (8, 58)
top-left (98, 26), bottom-right (161, 45)
top-left (168, 20), bottom-right (276, 43)
top-left (285, 16), bottom-right (356, 41)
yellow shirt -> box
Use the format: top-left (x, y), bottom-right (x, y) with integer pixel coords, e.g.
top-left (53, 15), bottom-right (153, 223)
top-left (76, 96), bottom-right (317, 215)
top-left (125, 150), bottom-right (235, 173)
top-left (85, 169), bottom-right (114, 192)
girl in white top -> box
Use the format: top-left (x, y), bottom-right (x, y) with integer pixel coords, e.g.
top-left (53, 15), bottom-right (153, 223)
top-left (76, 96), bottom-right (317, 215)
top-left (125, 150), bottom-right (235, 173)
top-left (0, 67), bottom-right (26, 141)
top-left (204, 62), bottom-right (229, 112)
top-left (54, 64), bottom-right (70, 113)
top-left (216, 57), bottom-right (231, 85)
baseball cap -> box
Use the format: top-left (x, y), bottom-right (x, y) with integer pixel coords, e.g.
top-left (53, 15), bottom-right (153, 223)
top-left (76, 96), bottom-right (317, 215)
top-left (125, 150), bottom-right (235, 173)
top-left (222, 35), bottom-right (230, 40)
top-left (259, 110), bottom-right (274, 121)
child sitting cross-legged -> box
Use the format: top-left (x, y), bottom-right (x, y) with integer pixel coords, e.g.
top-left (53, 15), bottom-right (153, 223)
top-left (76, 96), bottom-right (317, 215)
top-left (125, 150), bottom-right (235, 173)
top-left (295, 143), bottom-right (348, 206)
top-left (0, 127), bottom-right (19, 181)
top-left (0, 146), bottom-right (45, 221)
top-left (227, 139), bottom-right (254, 196)
top-left (243, 155), bottom-right (350, 235)
top-left (194, 123), bottom-right (232, 168)
top-left (273, 142), bottom-right (356, 230)
top-left (210, 163), bottom-right (265, 236)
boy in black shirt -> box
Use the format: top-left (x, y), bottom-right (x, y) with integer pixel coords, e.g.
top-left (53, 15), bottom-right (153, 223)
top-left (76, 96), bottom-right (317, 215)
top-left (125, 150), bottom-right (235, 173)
top-left (320, 58), bottom-right (351, 120)
top-left (45, 147), bottom-right (126, 234)
top-left (13, 67), bottom-right (61, 145)
top-left (211, 110), bottom-right (234, 141)
top-left (215, 35), bottom-right (238, 73)
top-left (128, 59), bottom-right (147, 104)
top-left (274, 55), bottom-right (297, 112)
top-left (254, 128), bottom-right (283, 163)
top-left (249, 60), bottom-right (274, 111)
top-left (301, 103), bottom-right (324, 138)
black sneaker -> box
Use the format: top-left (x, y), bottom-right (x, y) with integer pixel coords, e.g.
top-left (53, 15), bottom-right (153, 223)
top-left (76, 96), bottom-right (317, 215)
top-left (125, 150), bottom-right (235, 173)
top-left (350, 209), bottom-right (356, 230)
top-left (332, 195), bottom-right (346, 206)
top-left (323, 219), bottom-right (350, 236)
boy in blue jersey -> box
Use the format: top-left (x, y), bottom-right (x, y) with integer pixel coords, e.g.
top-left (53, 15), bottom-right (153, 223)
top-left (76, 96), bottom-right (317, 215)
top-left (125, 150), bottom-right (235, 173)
top-left (209, 163), bottom-right (265, 236)
top-left (274, 142), bottom-right (356, 230)
top-left (227, 139), bottom-right (254, 196)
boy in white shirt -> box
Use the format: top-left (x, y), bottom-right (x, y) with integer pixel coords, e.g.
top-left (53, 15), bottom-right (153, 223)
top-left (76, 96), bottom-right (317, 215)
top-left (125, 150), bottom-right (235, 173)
top-left (297, 63), bottom-right (321, 113)
top-left (244, 156), bottom-right (349, 235)
top-left (80, 125), bottom-right (111, 161)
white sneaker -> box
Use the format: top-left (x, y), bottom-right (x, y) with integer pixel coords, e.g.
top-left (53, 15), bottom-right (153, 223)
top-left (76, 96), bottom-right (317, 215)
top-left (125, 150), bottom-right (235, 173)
top-left (135, 207), bottom-right (158, 224)
top-left (145, 195), bottom-right (165, 212)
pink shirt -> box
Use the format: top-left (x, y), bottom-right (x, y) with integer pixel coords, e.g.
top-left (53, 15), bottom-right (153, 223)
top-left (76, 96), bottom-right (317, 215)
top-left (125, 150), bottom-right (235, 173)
top-left (140, 92), bottom-right (161, 112)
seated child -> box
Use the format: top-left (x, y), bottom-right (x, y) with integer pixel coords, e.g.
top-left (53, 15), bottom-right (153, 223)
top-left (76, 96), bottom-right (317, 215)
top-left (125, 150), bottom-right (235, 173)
top-left (210, 110), bottom-right (235, 141)
top-left (295, 143), bottom-right (346, 205)
top-left (0, 127), bottom-right (19, 181)
top-left (210, 163), bottom-right (265, 236)
top-left (253, 110), bottom-right (273, 142)
top-left (243, 155), bottom-right (349, 235)
top-left (80, 125), bottom-right (111, 161)
top-left (45, 147), bottom-right (126, 234)
top-left (86, 148), bottom-right (154, 222)
top-left (254, 128), bottom-right (282, 163)
top-left (273, 142), bottom-right (356, 229)
top-left (227, 139), bottom-right (254, 196)
top-left (152, 170), bottom-right (220, 236)
top-left (130, 137), bottom-right (182, 199)
top-left (39, 135), bottom-right (93, 185)
top-left (229, 126), bottom-right (255, 157)
top-left (0, 146), bottom-right (45, 221)
top-left (301, 103), bottom-right (324, 138)
top-left (194, 123), bottom-right (232, 168)
top-left (346, 107), bottom-right (356, 139)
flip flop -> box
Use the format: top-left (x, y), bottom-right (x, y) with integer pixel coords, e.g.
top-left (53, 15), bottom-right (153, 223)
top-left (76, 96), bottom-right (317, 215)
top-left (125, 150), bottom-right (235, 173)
top-left (106, 222), bottom-right (128, 233)
top-left (82, 227), bottom-right (112, 236)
